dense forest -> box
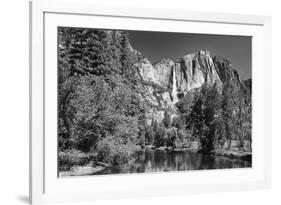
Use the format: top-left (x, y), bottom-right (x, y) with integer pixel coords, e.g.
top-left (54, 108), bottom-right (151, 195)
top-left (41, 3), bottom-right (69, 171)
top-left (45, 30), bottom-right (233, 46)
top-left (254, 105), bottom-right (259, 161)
top-left (58, 27), bottom-right (252, 175)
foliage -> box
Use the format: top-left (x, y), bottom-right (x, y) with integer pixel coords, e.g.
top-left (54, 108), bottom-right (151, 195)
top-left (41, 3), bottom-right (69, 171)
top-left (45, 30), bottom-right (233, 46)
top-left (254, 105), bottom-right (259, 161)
top-left (58, 28), bottom-right (144, 162)
top-left (175, 83), bottom-right (248, 153)
top-left (154, 124), bottom-right (167, 147)
top-left (189, 91), bottom-right (205, 139)
top-left (201, 85), bottom-right (222, 152)
top-left (96, 136), bottom-right (138, 166)
top-left (163, 111), bottom-right (172, 128)
top-left (166, 127), bottom-right (177, 147)
top-left (175, 129), bottom-right (193, 148)
top-left (58, 149), bottom-right (95, 171)
top-left (144, 125), bottom-right (155, 145)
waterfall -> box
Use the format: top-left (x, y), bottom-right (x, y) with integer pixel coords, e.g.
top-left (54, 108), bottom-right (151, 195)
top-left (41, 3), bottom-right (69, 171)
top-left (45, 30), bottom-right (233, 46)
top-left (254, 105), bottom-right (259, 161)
top-left (172, 66), bottom-right (178, 104)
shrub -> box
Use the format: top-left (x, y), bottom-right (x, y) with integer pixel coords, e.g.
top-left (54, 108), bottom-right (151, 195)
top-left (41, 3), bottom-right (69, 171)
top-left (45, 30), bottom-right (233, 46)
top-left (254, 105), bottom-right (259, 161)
top-left (163, 111), bottom-right (172, 128)
top-left (144, 125), bottom-right (154, 145)
top-left (138, 134), bottom-right (145, 148)
top-left (154, 126), bottom-right (166, 147)
top-left (166, 127), bottom-right (177, 147)
top-left (175, 129), bottom-right (193, 148)
top-left (96, 136), bottom-right (138, 166)
top-left (58, 149), bottom-right (93, 171)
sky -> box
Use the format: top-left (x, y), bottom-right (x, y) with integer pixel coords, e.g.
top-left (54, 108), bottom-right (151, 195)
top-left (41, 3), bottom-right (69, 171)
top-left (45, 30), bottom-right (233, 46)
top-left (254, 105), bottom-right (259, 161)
top-left (128, 30), bottom-right (252, 80)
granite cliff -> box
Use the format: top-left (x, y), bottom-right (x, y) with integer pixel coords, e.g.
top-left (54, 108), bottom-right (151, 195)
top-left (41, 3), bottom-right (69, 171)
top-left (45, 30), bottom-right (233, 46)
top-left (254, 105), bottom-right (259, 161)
top-left (135, 49), bottom-right (248, 123)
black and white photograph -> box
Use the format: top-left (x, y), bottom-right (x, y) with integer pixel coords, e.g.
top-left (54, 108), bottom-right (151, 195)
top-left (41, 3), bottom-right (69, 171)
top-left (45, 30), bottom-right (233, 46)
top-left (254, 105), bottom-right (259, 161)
top-left (58, 27), bottom-right (252, 177)
top-left (1, 0), bottom-right (278, 204)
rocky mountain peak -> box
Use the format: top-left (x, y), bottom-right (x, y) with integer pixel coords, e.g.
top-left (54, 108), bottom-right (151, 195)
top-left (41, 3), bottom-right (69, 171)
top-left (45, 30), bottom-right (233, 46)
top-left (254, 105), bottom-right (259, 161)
top-left (213, 56), bottom-right (241, 85)
top-left (134, 46), bottom-right (247, 123)
top-left (198, 49), bottom-right (211, 56)
top-left (173, 50), bottom-right (222, 98)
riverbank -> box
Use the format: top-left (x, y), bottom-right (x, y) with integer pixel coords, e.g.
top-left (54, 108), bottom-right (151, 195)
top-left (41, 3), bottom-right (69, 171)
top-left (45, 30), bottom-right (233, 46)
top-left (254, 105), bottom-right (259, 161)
top-left (59, 159), bottom-right (137, 177)
top-left (212, 149), bottom-right (252, 162)
top-left (146, 141), bottom-right (200, 152)
top-left (59, 144), bottom-right (252, 177)
top-left (59, 147), bottom-right (251, 176)
top-left (59, 161), bottom-right (108, 177)
top-left (145, 144), bottom-right (252, 162)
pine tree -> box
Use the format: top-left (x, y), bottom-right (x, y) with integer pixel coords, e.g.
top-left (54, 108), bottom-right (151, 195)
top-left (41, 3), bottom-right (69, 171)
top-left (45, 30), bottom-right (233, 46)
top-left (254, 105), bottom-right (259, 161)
top-left (190, 92), bottom-right (205, 140)
top-left (202, 85), bottom-right (222, 152)
top-left (221, 81), bottom-right (237, 148)
top-left (163, 111), bottom-right (172, 128)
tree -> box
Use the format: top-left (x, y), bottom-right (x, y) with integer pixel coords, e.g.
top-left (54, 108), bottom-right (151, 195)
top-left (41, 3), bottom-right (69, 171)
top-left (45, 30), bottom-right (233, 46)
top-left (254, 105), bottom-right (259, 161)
top-left (166, 127), bottom-right (177, 147)
top-left (235, 86), bottom-right (252, 150)
top-left (163, 111), bottom-right (172, 128)
top-left (175, 92), bottom-right (194, 130)
top-left (188, 85), bottom-right (222, 153)
top-left (152, 120), bottom-right (159, 133)
top-left (68, 74), bottom-right (141, 152)
top-left (154, 124), bottom-right (166, 147)
top-left (119, 31), bottom-right (139, 81)
top-left (58, 28), bottom-right (148, 168)
top-left (145, 125), bottom-right (155, 145)
top-left (201, 85), bottom-right (222, 152)
top-left (221, 81), bottom-right (237, 148)
top-left (189, 91), bottom-right (205, 140)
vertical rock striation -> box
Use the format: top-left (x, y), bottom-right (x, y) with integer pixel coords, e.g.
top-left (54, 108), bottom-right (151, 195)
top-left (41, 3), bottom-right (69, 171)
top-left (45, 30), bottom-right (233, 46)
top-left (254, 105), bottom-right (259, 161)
top-left (135, 49), bottom-right (245, 124)
top-left (173, 50), bottom-right (222, 102)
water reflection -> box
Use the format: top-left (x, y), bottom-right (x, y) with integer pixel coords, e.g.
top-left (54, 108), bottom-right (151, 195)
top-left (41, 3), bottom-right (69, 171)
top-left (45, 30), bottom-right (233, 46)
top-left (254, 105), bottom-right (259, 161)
top-left (93, 148), bottom-right (251, 175)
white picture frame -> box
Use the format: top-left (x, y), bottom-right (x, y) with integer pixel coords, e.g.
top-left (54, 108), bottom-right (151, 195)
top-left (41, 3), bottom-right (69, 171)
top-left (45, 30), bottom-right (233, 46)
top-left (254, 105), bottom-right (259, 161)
top-left (29, 0), bottom-right (272, 204)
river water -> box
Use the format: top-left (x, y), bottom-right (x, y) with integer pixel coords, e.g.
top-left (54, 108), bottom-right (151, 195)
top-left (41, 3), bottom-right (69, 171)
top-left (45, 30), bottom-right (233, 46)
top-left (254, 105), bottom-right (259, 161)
top-left (93, 148), bottom-right (251, 175)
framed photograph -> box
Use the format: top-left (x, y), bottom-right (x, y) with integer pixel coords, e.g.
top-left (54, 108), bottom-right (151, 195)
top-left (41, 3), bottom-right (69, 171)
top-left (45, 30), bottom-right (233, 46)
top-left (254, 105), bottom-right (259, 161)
top-left (30, 0), bottom-right (272, 204)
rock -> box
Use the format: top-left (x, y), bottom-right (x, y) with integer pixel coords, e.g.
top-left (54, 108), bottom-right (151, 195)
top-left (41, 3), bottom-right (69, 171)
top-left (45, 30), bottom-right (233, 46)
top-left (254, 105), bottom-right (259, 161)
top-left (137, 58), bottom-right (156, 83)
top-left (155, 146), bottom-right (167, 151)
top-left (243, 140), bottom-right (252, 152)
top-left (174, 50), bottom-right (222, 96)
top-left (189, 141), bottom-right (201, 150)
top-left (243, 79), bottom-right (252, 93)
top-left (173, 148), bottom-right (184, 152)
top-left (165, 146), bottom-right (173, 151)
top-left (59, 165), bottom-right (106, 177)
top-left (135, 49), bottom-right (247, 125)
top-left (96, 162), bottom-right (109, 167)
top-left (146, 145), bottom-right (156, 149)
top-left (153, 58), bottom-right (174, 88)
top-left (213, 149), bottom-right (252, 162)
top-left (213, 56), bottom-right (241, 86)
top-left (160, 91), bottom-right (174, 108)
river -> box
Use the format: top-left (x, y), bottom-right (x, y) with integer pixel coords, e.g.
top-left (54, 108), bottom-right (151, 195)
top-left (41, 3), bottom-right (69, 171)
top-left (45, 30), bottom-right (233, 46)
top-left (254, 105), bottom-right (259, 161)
top-left (93, 148), bottom-right (251, 175)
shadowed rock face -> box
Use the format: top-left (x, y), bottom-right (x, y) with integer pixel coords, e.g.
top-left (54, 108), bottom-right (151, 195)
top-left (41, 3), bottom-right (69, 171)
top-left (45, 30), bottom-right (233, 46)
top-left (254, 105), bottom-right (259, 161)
top-left (213, 56), bottom-right (241, 86)
top-left (137, 50), bottom-right (223, 101)
top-left (138, 50), bottom-right (222, 90)
top-left (242, 78), bottom-right (251, 93)
top-left (138, 58), bottom-right (174, 88)
top-left (153, 58), bottom-right (175, 88)
top-left (135, 49), bottom-right (245, 123)
top-left (173, 50), bottom-right (222, 102)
